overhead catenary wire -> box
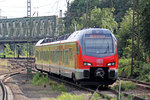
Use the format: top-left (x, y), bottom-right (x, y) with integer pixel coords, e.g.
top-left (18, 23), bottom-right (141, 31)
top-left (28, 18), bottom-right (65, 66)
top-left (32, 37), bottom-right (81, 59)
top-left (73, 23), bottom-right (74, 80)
top-left (0, 0), bottom-right (70, 18)
top-left (54, 0), bottom-right (60, 15)
top-left (32, 0), bottom-right (62, 16)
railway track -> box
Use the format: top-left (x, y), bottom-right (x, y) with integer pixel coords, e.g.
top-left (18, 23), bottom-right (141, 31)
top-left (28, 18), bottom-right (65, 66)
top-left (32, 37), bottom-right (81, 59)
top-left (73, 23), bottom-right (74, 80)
top-left (121, 78), bottom-right (150, 90)
top-left (35, 70), bottom-right (146, 100)
top-left (0, 80), bottom-right (6, 100)
top-left (0, 72), bottom-right (21, 100)
top-left (1, 58), bottom-right (149, 99)
top-left (0, 58), bottom-right (29, 100)
top-left (47, 73), bottom-right (117, 99)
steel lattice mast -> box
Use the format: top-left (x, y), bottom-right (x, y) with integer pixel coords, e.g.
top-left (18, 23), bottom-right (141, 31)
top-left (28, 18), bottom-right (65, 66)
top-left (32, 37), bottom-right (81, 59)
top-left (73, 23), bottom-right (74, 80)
top-left (27, 0), bottom-right (31, 17)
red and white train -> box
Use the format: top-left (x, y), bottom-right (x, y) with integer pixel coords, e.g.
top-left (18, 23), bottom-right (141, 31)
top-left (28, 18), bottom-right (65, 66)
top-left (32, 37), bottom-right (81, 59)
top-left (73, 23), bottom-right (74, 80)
top-left (35, 28), bottom-right (118, 85)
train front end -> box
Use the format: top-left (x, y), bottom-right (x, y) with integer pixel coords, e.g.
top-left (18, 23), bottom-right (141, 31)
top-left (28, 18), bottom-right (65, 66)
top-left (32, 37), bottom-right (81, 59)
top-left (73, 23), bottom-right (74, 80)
top-left (76, 28), bottom-right (118, 85)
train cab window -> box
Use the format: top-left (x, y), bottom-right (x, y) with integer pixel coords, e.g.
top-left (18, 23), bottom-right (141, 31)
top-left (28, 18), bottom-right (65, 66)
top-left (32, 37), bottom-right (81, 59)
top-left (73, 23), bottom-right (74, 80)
top-left (84, 36), bottom-right (114, 54)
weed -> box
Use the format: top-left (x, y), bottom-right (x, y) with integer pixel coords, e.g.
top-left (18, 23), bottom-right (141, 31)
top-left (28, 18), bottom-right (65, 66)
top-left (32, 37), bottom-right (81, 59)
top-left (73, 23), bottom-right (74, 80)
top-left (127, 94), bottom-right (133, 100)
top-left (31, 72), bottom-right (67, 92)
top-left (120, 93), bottom-right (125, 100)
top-left (113, 81), bottom-right (136, 91)
top-left (141, 93), bottom-right (148, 99)
top-left (31, 72), bottom-right (50, 86)
top-left (0, 59), bottom-right (11, 67)
top-left (51, 93), bottom-right (100, 100)
top-left (50, 82), bottom-right (66, 92)
top-left (88, 93), bottom-right (100, 100)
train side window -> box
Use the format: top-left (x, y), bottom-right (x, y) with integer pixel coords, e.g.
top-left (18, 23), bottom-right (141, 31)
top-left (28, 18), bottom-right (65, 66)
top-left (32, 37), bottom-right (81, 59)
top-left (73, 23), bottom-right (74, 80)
top-left (61, 50), bottom-right (63, 63)
top-left (43, 50), bottom-right (45, 61)
top-left (64, 50), bottom-right (69, 64)
top-left (56, 49), bottom-right (59, 63)
top-left (69, 48), bottom-right (73, 60)
top-left (50, 51), bottom-right (53, 62)
top-left (40, 48), bottom-right (41, 61)
top-left (46, 50), bottom-right (49, 61)
top-left (37, 50), bottom-right (39, 61)
top-left (62, 47), bottom-right (65, 64)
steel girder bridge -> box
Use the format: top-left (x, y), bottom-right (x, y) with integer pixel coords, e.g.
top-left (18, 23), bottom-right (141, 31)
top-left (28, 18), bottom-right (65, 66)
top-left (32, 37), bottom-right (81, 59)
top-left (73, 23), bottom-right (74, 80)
top-left (0, 16), bottom-right (58, 44)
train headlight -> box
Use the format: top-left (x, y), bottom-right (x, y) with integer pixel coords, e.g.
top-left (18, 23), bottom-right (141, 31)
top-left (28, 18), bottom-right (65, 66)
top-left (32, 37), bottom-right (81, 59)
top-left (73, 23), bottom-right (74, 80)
top-left (83, 62), bottom-right (92, 66)
top-left (107, 63), bottom-right (112, 66)
top-left (107, 62), bottom-right (115, 66)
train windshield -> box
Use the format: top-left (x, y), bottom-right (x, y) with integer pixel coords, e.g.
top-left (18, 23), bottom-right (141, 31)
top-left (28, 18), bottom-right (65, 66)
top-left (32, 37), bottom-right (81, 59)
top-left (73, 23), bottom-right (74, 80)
top-left (84, 37), bottom-right (114, 54)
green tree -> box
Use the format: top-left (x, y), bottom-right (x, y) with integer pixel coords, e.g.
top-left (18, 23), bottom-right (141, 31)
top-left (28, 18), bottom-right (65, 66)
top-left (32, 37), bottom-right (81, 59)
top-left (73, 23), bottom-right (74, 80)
top-left (69, 0), bottom-right (100, 22)
top-left (90, 7), bottom-right (118, 32)
top-left (71, 7), bottom-right (118, 33)
top-left (97, 0), bottom-right (132, 22)
top-left (140, 0), bottom-right (150, 55)
top-left (117, 9), bottom-right (133, 57)
top-left (68, 0), bottom-right (132, 23)
top-left (58, 18), bottom-right (66, 36)
top-left (3, 44), bottom-right (14, 57)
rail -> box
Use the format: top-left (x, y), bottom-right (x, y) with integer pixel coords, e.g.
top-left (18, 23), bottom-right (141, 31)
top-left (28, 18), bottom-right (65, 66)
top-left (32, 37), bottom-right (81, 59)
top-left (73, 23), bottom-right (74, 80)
top-left (0, 80), bottom-right (7, 100)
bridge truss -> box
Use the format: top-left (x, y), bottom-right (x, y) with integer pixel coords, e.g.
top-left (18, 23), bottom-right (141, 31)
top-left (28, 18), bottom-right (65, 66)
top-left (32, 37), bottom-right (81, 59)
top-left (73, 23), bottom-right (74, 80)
top-left (0, 16), bottom-right (58, 44)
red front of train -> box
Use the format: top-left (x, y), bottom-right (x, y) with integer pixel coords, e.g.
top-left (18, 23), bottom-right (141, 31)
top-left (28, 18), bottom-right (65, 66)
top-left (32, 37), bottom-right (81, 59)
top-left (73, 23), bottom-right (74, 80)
top-left (69, 28), bottom-right (118, 85)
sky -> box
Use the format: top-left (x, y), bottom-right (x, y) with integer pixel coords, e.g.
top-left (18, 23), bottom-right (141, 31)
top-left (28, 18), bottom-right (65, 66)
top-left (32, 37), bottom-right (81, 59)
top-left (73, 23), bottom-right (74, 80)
top-left (0, 0), bottom-right (73, 18)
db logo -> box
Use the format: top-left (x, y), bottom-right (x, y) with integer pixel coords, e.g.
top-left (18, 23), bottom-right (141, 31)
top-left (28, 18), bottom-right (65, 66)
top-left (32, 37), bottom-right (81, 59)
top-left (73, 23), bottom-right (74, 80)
top-left (97, 59), bottom-right (103, 65)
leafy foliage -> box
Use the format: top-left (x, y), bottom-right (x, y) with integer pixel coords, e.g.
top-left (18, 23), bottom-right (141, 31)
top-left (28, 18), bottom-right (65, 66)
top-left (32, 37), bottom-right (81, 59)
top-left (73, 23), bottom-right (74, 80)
top-left (50, 82), bottom-right (66, 92)
top-left (118, 58), bottom-right (131, 77)
top-left (140, 0), bottom-right (150, 55)
top-left (69, 0), bottom-right (100, 22)
top-left (113, 81), bottom-right (136, 91)
top-left (90, 7), bottom-right (118, 32)
top-left (117, 9), bottom-right (133, 57)
top-left (2, 44), bottom-right (14, 57)
top-left (31, 72), bottom-right (50, 85)
top-left (52, 93), bottom-right (100, 100)
top-left (31, 72), bottom-right (66, 92)
top-left (135, 62), bottom-right (150, 82)
top-left (68, 0), bottom-right (132, 23)
top-left (70, 7), bottom-right (117, 33)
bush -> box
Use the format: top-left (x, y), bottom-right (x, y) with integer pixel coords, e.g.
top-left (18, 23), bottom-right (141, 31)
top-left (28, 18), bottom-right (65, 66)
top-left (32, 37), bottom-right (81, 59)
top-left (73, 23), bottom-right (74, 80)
top-left (50, 82), bottom-right (66, 92)
top-left (136, 62), bottom-right (150, 82)
top-left (31, 72), bottom-right (67, 92)
top-left (118, 58), bottom-right (150, 82)
top-left (113, 81), bottom-right (136, 91)
top-left (31, 72), bottom-right (50, 85)
top-left (118, 58), bottom-right (131, 77)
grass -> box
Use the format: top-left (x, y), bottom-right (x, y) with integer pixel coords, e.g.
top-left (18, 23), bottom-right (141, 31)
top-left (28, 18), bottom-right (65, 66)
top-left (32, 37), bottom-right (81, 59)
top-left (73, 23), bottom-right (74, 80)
top-left (31, 72), bottom-right (50, 86)
top-left (50, 82), bottom-right (66, 92)
top-left (112, 81), bottom-right (136, 91)
top-left (31, 73), bottom-right (136, 100)
top-left (0, 59), bottom-right (10, 66)
top-left (51, 93), bottom-right (100, 100)
top-left (141, 93), bottom-right (148, 99)
top-left (0, 59), bottom-right (11, 72)
top-left (31, 72), bottom-right (66, 92)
